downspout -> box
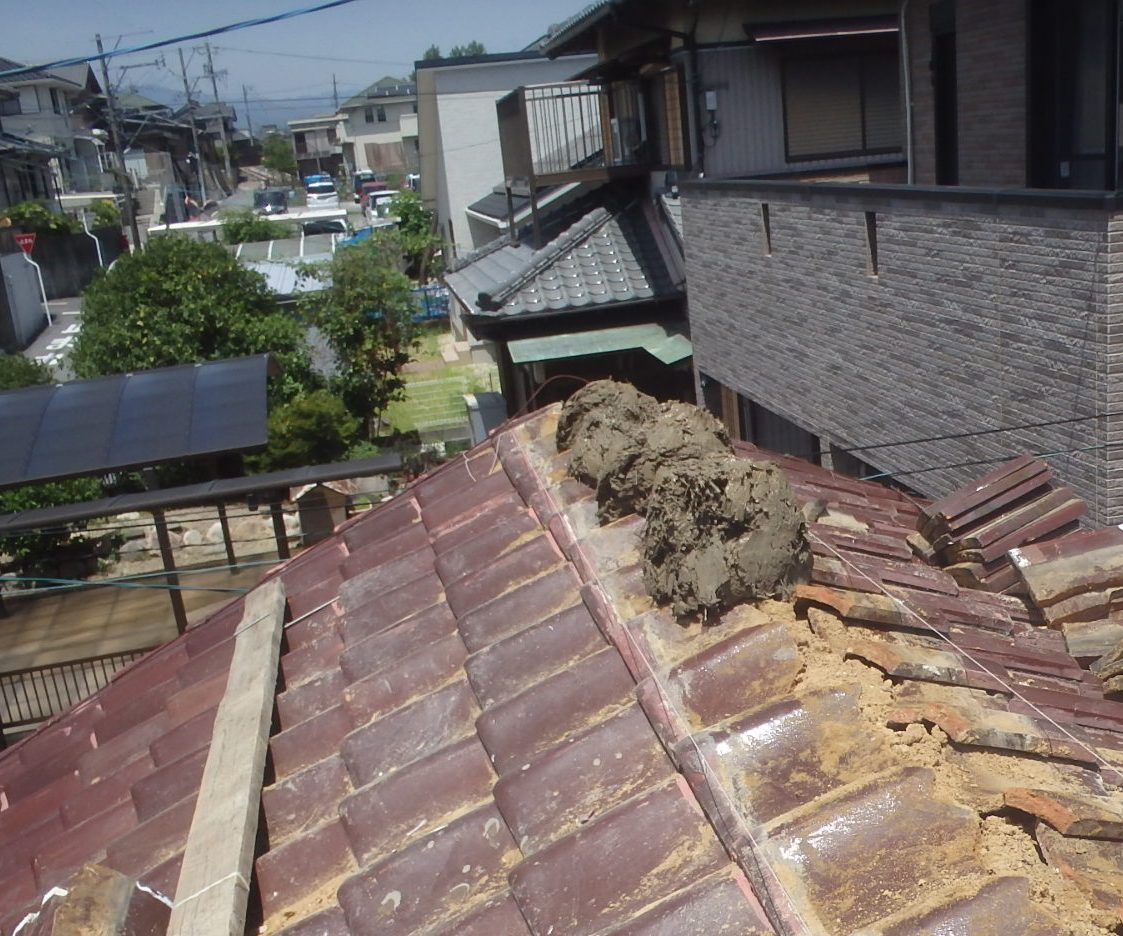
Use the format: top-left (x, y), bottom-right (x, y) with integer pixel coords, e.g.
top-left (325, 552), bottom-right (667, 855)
top-left (900, 0), bottom-right (915, 184)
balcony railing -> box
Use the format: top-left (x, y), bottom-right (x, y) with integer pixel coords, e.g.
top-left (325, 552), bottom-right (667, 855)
top-left (0, 646), bottom-right (156, 742)
top-left (498, 76), bottom-right (686, 186)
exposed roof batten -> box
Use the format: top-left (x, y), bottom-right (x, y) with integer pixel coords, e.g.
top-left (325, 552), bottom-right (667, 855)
top-left (746, 15), bottom-right (899, 43)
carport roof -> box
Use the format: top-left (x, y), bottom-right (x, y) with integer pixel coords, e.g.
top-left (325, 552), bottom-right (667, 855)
top-left (0, 355), bottom-right (272, 490)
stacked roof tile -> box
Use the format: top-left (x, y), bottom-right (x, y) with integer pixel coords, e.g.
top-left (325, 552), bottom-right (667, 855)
top-left (6, 405), bottom-right (1123, 934)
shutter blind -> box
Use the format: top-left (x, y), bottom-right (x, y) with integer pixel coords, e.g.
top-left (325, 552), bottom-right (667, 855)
top-left (784, 57), bottom-right (863, 158)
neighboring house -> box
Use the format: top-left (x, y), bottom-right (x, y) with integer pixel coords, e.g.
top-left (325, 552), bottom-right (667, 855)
top-left (337, 78), bottom-right (417, 178)
top-left (539, 0), bottom-right (1123, 528)
top-left (287, 113), bottom-right (344, 178)
top-left (5, 404), bottom-right (1123, 933)
top-left (0, 89), bottom-right (57, 207)
top-left (0, 56), bottom-right (106, 194)
top-left (415, 49), bottom-right (596, 255)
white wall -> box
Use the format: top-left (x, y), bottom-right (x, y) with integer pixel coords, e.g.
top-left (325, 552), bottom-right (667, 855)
top-left (419, 54), bottom-right (596, 255)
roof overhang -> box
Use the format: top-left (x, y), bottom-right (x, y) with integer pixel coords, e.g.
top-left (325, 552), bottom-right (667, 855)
top-left (507, 322), bottom-right (692, 367)
top-left (745, 16), bottom-right (899, 43)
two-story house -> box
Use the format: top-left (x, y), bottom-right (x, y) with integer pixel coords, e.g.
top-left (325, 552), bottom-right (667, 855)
top-left (0, 57), bottom-right (106, 194)
top-left (535, 0), bottom-right (1123, 528)
top-left (0, 88), bottom-right (57, 209)
top-left (288, 113), bottom-right (344, 179)
top-left (337, 78), bottom-right (417, 179)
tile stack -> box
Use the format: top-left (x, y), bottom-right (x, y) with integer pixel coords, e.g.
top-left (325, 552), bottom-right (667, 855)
top-left (911, 455), bottom-right (1086, 594)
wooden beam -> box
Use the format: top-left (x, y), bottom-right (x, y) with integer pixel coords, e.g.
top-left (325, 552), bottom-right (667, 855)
top-left (269, 500), bottom-right (291, 560)
top-left (216, 502), bottom-right (237, 569)
top-left (167, 579), bottom-right (286, 936)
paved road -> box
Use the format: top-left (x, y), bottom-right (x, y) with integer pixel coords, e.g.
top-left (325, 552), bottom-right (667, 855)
top-left (23, 296), bottom-right (82, 380)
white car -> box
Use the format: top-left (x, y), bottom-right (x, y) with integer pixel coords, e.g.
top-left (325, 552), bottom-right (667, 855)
top-left (305, 179), bottom-right (340, 208)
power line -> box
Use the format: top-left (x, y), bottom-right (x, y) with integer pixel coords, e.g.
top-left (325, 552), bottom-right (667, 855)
top-left (0, 0), bottom-right (364, 79)
top-left (213, 44), bottom-right (411, 67)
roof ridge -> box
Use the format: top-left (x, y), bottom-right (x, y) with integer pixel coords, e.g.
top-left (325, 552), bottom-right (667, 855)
top-left (478, 205), bottom-right (615, 310)
top-left (446, 231), bottom-right (518, 273)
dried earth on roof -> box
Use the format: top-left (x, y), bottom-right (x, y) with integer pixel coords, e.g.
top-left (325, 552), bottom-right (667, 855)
top-left (557, 380), bottom-right (809, 616)
top-left (781, 602), bottom-right (1122, 935)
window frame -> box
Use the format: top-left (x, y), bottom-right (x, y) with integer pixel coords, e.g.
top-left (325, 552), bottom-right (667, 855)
top-left (780, 47), bottom-right (902, 163)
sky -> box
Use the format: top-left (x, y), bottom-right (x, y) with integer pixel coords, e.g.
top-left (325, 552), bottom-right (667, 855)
top-left (3, 0), bottom-right (589, 127)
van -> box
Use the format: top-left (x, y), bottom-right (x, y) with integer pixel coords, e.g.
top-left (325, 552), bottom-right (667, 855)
top-left (253, 188), bottom-right (289, 215)
top-left (305, 177), bottom-right (339, 208)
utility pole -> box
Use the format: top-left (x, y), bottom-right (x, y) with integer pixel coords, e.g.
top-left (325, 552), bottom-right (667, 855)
top-left (95, 34), bottom-right (141, 249)
top-left (178, 47), bottom-right (206, 205)
top-left (332, 74), bottom-right (339, 111)
top-left (204, 42), bottom-right (234, 191)
top-left (242, 84), bottom-right (253, 141)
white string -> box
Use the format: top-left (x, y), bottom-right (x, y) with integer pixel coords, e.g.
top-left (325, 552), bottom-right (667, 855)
top-left (515, 430), bottom-right (814, 936)
top-left (173, 870), bottom-right (250, 908)
top-left (808, 529), bottom-right (1117, 774)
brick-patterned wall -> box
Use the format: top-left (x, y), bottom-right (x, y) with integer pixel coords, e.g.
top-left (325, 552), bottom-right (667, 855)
top-left (682, 181), bottom-right (1120, 524)
top-left (907, 0), bottom-right (1027, 187)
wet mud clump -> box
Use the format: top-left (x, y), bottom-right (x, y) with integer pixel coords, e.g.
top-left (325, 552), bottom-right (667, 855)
top-left (556, 380), bottom-right (810, 616)
top-left (642, 456), bottom-right (811, 616)
top-left (560, 382), bottom-right (732, 521)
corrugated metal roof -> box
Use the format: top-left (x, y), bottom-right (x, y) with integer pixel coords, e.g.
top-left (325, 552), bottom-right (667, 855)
top-left (507, 322), bottom-right (692, 365)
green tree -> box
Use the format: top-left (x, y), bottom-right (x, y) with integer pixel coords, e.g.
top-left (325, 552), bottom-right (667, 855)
top-left (448, 41), bottom-right (486, 57)
top-left (220, 208), bottom-right (292, 245)
top-left (301, 234), bottom-right (417, 436)
top-left (0, 356), bottom-right (107, 586)
top-left (72, 235), bottom-right (314, 402)
top-left (252, 390), bottom-right (360, 471)
top-left (421, 44), bottom-right (442, 60)
top-left (0, 353), bottom-right (51, 390)
top-left (1, 200), bottom-right (83, 234)
top-left (389, 189), bottom-right (441, 279)
top-left (261, 132), bottom-right (297, 182)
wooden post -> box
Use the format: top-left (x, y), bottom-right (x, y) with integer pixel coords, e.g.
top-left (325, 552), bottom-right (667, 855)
top-left (216, 503), bottom-right (237, 570)
top-left (152, 508), bottom-right (189, 635)
top-left (269, 500), bottom-right (291, 560)
top-left (168, 580), bottom-right (286, 935)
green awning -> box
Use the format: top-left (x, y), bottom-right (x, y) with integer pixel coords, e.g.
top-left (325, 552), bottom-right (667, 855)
top-left (507, 324), bottom-right (693, 367)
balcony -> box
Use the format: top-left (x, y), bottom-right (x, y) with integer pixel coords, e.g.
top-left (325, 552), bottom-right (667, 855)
top-left (497, 76), bottom-right (687, 187)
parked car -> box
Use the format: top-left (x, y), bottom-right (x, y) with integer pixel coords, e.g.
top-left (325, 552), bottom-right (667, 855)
top-left (253, 188), bottom-right (289, 215)
top-left (358, 180), bottom-right (392, 210)
top-left (304, 175), bottom-right (339, 208)
top-left (352, 170), bottom-right (376, 202)
top-left (300, 217), bottom-right (350, 236)
top-left (365, 190), bottom-right (399, 224)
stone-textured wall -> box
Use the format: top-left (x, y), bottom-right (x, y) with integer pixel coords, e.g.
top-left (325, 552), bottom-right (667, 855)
top-left (682, 181), bottom-right (1119, 524)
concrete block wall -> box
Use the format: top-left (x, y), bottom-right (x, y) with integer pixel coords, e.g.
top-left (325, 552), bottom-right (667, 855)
top-left (682, 181), bottom-right (1120, 524)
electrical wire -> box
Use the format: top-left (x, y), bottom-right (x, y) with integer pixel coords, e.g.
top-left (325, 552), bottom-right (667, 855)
top-left (0, 0), bottom-right (365, 80)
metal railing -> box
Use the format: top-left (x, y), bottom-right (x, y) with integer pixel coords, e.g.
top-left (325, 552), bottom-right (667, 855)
top-left (0, 646), bottom-right (157, 740)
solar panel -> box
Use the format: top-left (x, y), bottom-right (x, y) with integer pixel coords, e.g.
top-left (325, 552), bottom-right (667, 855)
top-left (0, 356), bottom-right (272, 490)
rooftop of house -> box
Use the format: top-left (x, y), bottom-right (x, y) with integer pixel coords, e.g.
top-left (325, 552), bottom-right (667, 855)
top-left (339, 78), bottom-right (416, 110)
top-left (445, 197), bottom-right (684, 324)
top-left (0, 56), bottom-right (82, 88)
top-left (6, 394), bottom-right (1123, 934)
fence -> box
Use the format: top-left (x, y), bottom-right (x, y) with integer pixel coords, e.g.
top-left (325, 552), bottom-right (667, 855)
top-left (413, 284), bottom-right (450, 321)
top-left (0, 646), bottom-right (156, 744)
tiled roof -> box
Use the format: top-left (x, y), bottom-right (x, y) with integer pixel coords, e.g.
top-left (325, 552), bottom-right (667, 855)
top-left (445, 200), bottom-right (682, 321)
top-left (7, 404), bottom-right (1123, 933)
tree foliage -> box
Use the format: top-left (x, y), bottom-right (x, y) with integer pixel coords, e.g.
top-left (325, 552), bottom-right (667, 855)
top-left (421, 44), bottom-right (442, 60)
top-left (448, 41), bottom-right (487, 57)
top-left (389, 189), bottom-right (441, 279)
top-left (220, 208), bottom-right (292, 245)
top-left (1, 200), bottom-right (83, 234)
top-left (261, 133), bottom-right (297, 181)
top-left (72, 235), bottom-right (313, 401)
top-left (300, 233), bottom-right (417, 435)
top-left (252, 390), bottom-right (359, 471)
top-left (0, 353), bottom-right (52, 391)
top-left (89, 199), bottom-right (122, 229)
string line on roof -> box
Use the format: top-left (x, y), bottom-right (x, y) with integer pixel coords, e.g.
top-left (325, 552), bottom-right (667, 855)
top-left (518, 427), bottom-right (812, 936)
top-left (858, 440), bottom-right (1106, 482)
top-left (808, 530), bottom-right (1117, 775)
top-left (0, 575), bottom-right (249, 594)
top-left (0, 0), bottom-right (363, 79)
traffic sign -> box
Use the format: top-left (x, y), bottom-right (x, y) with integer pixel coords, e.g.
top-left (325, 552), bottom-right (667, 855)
top-left (14, 232), bottom-right (35, 255)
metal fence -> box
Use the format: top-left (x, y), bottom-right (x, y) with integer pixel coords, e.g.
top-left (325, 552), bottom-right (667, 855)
top-left (0, 646), bottom-right (156, 740)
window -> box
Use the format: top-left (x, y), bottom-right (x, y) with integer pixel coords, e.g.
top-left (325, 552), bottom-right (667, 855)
top-left (294, 133), bottom-right (307, 155)
top-left (364, 107), bottom-right (374, 124)
top-left (50, 88), bottom-right (64, 114)
top-left (782, 51), bottom-right (901, 161)
top-left (327, 127), bottom-right (338, 145)
top-left (411, 102), bottom-right (418, 114)
top-left (376, 106), bottom-right (387, 123)
top-left (0, 95), bottom-right (20, 117)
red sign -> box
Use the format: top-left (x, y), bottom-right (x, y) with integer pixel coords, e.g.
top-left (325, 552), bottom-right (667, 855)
top-left (14, 233), bottom-right (35, 255)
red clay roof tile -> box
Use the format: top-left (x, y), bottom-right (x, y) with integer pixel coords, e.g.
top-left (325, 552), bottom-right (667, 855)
top-left (263, 752), bottom-right (352, 847)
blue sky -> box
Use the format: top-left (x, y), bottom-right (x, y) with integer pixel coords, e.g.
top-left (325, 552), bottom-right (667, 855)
top-left (4, 0), bottom-right (588, 126)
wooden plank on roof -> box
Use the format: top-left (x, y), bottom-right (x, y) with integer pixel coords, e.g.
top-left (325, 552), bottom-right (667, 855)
top-left (167, 579), bottom-right (287, 936)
